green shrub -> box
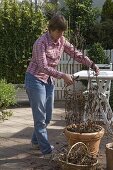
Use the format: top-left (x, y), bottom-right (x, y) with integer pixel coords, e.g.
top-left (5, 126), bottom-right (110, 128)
top-left (87, 42), bottom-right (109, 64)
top-left (81, 42), bottom-right (109, 87)
top-left (0, 79), bottom-right (16, 120)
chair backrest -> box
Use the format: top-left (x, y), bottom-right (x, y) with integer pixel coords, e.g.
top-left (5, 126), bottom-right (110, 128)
top-left (96, 63), bottom-right (112, 71)
top-left (87, 63), bottom-right (112, 101)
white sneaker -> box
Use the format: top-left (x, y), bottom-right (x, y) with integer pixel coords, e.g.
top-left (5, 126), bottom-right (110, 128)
top-left (42, 145), bottom-right (55, 159)
top-left (50, 145), bottom-right (54, 150)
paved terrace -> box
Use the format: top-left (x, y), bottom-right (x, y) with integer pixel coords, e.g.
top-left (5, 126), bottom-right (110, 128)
top-left (0, 101), bottom-right (112, 170)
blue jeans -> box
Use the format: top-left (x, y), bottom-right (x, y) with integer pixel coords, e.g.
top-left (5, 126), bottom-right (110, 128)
top-left (24, 72), bottom-right (54, 154)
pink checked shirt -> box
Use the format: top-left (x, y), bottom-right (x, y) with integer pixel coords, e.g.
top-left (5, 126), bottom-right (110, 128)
top-left (27, 31), bottom-right (93, 83)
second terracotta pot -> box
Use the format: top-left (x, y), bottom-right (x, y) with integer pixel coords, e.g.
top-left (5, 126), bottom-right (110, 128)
top-left (64, 125), bottom-right (105, 156)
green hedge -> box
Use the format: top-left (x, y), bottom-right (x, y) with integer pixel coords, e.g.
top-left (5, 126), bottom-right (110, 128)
top-left (0, 0), bottom-right (46, 84)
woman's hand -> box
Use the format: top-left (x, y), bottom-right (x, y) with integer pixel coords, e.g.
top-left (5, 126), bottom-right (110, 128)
top-left (91, 63), bottom-right (100, 76)
top-left (62, 74), bottom-right (74, 86)
top-left (93, 64), bottom-right (100, 76)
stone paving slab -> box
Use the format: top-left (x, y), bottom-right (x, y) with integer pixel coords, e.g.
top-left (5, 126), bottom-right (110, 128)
top-left (0, 102), bottom-right (112, 170)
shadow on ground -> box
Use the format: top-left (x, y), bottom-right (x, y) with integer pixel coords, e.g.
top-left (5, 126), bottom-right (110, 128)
top-left (0, 119), bottom-right (67, 170)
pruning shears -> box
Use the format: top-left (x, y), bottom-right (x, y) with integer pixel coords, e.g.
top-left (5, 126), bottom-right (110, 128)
top-left (62, 75), bottom-right (79, 89)
top-left (71, 75), bottom-right (79, 81)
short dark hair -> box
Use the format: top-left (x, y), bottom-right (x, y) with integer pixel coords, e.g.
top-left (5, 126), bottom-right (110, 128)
top-left (48, 15), bottom-right (67, 31)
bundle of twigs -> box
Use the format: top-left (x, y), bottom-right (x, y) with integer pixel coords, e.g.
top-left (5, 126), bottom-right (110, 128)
top-left (58, 142), bottom-right (98, 170)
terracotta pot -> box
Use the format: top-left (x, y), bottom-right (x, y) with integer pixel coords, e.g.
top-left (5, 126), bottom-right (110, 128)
top-left (106, 142), bottom-right (113, 170)
top-left (64, 125), bottom-right (105, 156)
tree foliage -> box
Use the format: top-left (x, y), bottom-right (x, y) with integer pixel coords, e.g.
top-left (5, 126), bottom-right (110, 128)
top-left (43, 1), bottom-right (60, 20)
top-left (78, 0), bottom-right (113, 49)
top-left (85, 19), bottom-right (113, 49)
top-left (101, 0), bottom-right (113, 21)
top-left (62, 0), bottom-right (99, 48)
top-left (95, 0), bottom-right (113, 49)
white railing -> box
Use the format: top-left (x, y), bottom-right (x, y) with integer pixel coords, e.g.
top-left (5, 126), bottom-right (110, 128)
top-left (54, 53), bottom-right (82, 100)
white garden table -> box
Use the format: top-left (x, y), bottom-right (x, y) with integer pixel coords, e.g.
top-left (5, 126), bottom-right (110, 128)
top-left (73, 70), bottom-right (113, 136)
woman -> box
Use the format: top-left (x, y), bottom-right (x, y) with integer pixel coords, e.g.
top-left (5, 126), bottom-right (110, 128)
top-left (24, 14), bottom-right (99, 157)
